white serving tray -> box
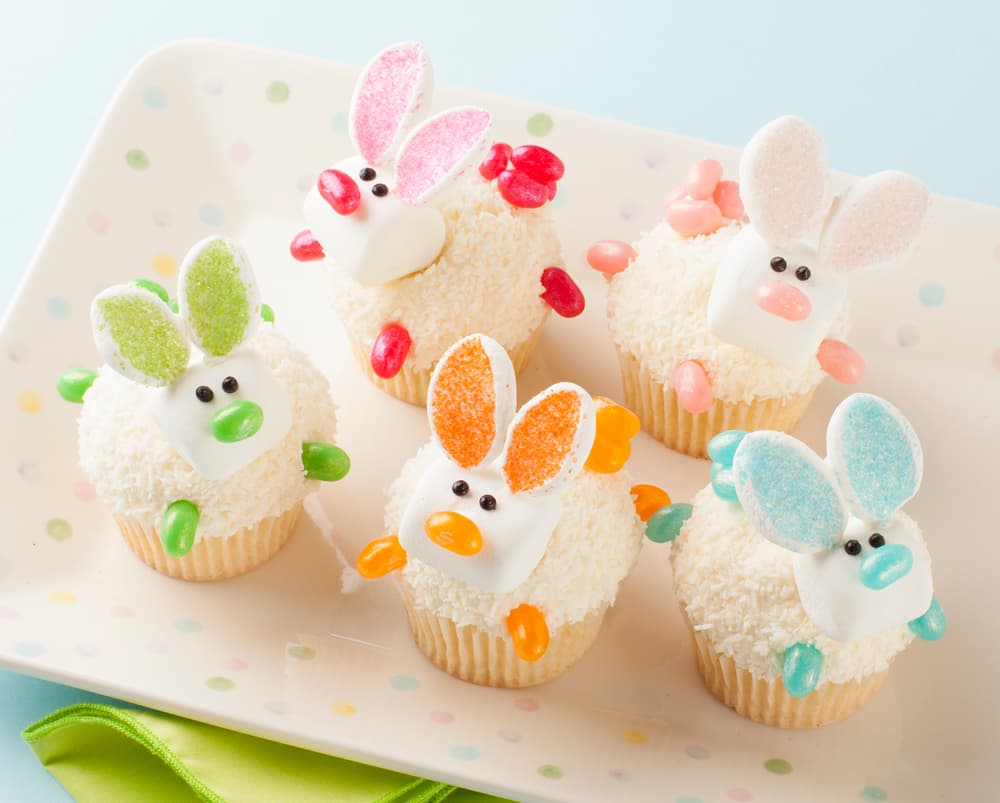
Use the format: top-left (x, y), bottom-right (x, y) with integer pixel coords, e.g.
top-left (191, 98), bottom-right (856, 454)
top-left (1, 41), bottom-right (996, 803)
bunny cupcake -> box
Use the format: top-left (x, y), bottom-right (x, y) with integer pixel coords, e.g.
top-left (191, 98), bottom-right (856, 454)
top-left (356, 334), bottom-right (668, 687)
top-left (291, 41), bottom-right (582, 405)
top-left (57, 236), bottom-right (350, 581)
top-left (667, 394), bottom-right (946, 727)
top-left (588, 116), bottom-right (929, 457)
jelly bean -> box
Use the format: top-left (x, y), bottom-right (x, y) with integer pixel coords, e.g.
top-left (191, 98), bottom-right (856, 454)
top-left (290, 229), bottom-right (325, 261)
top-left (132, 278), bottom-right (169, 302)
top-left (540, 267), bottom-right (585, 318)
top-left (586, 398), bottom-right (640, 473)
top-left (859, 543), bottom-right (913, 590)
top-left (302, 442), bottom-right (350, 482)
top-left (710, 463), bottom-right (739, 504)
top-left (908, 596), bottom-right (946, 641)
top-left (646, 502), bottom-right (693, 543)
top-left (506, 604), bottom-right (549, 662)
top-left (686, 159), bottom-right (724, 199)
top-left (817, 338), bottom-right (865, 384)
top-left (356, 535), bottom-right (407, 579)
top-left (424, 511), bottom-right (483, 556)
top-left (666, 198), bottom-right (724, 238)
top-left (511, 145), bottom-right (565, 183)
top-left (586, 240), bottom-right (637, 276)
top-left (167, 298), bottom-right (179, 314)
top-left (371, 323), bottom-right (411, 379)
top-left (497, 169), bottom-right (548, 208)
top-left (713, 180), bottom-right (744, 219)
top-left (630, 484), bottom-right (671, 522)
top-left (673, 360), bottom-right (713, 414)
top-left (707, 429), bottom-right (747, 468)
top-left (317, 169), bottom-right (361, 215)
top-left (161, 500), bottom-right (199, 558)
top-left (545, 180), bottom-right (557, 201)
top-left (479, 142), bottom-right (512, 180)
top-left (755, 280), bottom-right (811, 321)
top-left (260, 303), bottom-right (275, 323)
top-left (210, 400), bottom-right (264, 443)
top-left (57, 368), bottom-right (97, 404)
top-left (782, 642), bottom-right (823, 698)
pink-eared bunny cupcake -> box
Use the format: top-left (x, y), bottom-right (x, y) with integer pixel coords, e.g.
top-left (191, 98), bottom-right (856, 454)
top-left (291, 42), bottom-right (583, 405)
top-left (588, 116), bottom-right (929, 457)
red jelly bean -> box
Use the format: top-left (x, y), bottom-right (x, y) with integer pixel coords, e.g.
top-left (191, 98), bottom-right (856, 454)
top-left (545, 180), bottom-right (557, 201)
top-left (317, 169), bottom-right (361, 215)
top-left (371, 323), bottom-right (411, 379)
top-left (498, 169), bottom-right (547, 208)
top-left (511, 145), bottom-right (565, 183)
top-left (479, 142), bottom-right (512, 180)
top-left (540, 267), bottom-right (585, 318)
top-left (289, 229), bottom-right (325, 261)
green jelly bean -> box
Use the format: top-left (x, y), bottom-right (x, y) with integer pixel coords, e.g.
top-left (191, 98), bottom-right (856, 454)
top-left (783, 642), bottom-right (823, 698)
top-left (161, 500), bottom-right (199, 557)
top-left (859, 543), bottom-right (913, 590)
top-left (710, 463), bottom-right (739, 504)
top-left (260, 303), bottom-right (275, 323)
top-left (132, 278), bottom-right (169, 303)
top-left (707, 429), bottom-right (746, 467)
top-left (211, 401), bottom-right (264, 443)
top-left (302, 442), bottom-right (351, 482)
top-left (909, 596), bottom-right (946, 641)
top-left (57, 368), bottom-right (97, 404)
top-left (646, 502), bottom-right (693, 543)
top-left (167, 297), bottom-right (179, 314)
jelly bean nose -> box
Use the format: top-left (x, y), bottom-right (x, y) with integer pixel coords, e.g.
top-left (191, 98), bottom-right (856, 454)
top-left (317, 169), bottom-right (361, 215)
top-left (859, 543), bottom-right (913, 590)
top-left (210, 401), bottom-right (264, 443)
top-left (755, 280), bottom-right (812, 321)
top-left (424, 511), bottom-right (483, 556)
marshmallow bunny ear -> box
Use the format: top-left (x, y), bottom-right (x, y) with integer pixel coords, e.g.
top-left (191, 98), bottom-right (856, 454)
top-left (733, 432), bottom-right (847, 554)
top-left (827, 394), bottom-right (923, 521)
top-left (178, 237), bottom-right (260, 358)
top-left (739, 116), bottom-right (831, 245)
top-left (428, 334), bottom-right (516, 469)
top-left (817, 171), bottom-right (929, 272)
top-left (350, 41), bottom-right (434, 166)
top-left (92, 285), bottom-right (189, 387)
top-left (394, 107), bottom-right (492, 205)
top-left (502, 384), bottom-right (596, 495)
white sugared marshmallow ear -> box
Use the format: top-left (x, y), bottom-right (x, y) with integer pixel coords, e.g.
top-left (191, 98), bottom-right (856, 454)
top-left (394, 107), bottom-right (492, 206)
top-left (817, 171), bottom-right (929, 272)
top-left (501, 384), bottom-right (596, 495)
top-left (350, 41), bottom-right (434, 166)
top-left (732, 431), bottom-right (847, 554)
top-left (739, 116), bottom-right (831, 245)
top-left (427, 334), bottom-right (516, 470)
top-left (826, 393), bottom-right (923, 521)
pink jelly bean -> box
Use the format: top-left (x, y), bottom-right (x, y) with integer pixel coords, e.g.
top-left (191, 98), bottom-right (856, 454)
top-left (586, 240), bottom-right (637, 276)
top-left (713, 180), bottom-right (744, 220)
top-left (289, 229), bottom-right (325, 262)
top-left (666, 198), bottom-right (724, 237)
top-left (371, 324), bottom-right (411, 379)
top-left (817, 339), bottom-right (865, 384)
top-left (497, 169), bottom-right (548, 208)
top-left (755, 280), bottom-right (811, 321)
top-left (317, 169), bottom-right (361, 215)
top-left (673, 360), bottom-right (713, 414)
top-left (540, 267), bottom-right (585, 317)
top-left (479, 142), bottom-right (512, 180)
top-left (686, 159), bottom-right (724, 200)
top-left (511, 145), bottom-right (565, 183)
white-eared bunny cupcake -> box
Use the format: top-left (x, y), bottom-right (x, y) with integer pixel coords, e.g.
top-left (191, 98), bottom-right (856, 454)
top-left (588, 116), bottom-right (929, 457)
top-left (291, 42), bottom-right (583, 405)
top-left (355, 334), bottom-right (670, 687)
top-left (668, 394), bottom-right (945, 727)
top-left (58, 237), bottom-right (350, 581)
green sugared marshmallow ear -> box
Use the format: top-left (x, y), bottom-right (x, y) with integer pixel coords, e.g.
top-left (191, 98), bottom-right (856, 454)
top-left (91, 286), bottom-right (189, 387)
top-left (178, 236), bottom-right (260, 358)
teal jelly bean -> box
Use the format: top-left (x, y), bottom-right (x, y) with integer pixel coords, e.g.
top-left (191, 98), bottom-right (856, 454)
top-left (57, 368), bottom-right (97, 404)
top-left (161, 500), bottom-right (199, 557)
top-left (132, 278), bottom-right (170, 303)
top-left (301, 442), bottom-right (351, 482)
top-left (859, 543), bottom-right (913, 590)
top-left (707, 429), bottom-right (746, 467)
top-left (211, 401), bottom-right (264, 443)
top-left (908, 596), bottom-right (946, 641)
top-left (260, 303), bottom-right (275, 323)
top-left (167, 297), bottom-right (179, 314)
top-left (782, 642), bottom-right (823, 698)
top-left (646, 503), bottom-right (693, 543)
top-left (710, 463), bottom-right (739, 504)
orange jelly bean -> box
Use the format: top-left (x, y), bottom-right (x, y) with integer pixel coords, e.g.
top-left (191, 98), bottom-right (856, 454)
top-left (506, 604), bottom-right (549, 662)
top-left (585, 397), bottom-right (640, 474)
top-left (630, 484), bottom-right (672, 522)
top-left (356, 535), bottom-right (407, 579)
top-left (424, 511), bottom-right (483, 556)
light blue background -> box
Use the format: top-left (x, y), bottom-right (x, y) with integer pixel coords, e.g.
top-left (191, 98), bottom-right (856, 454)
top-left (0, 1), bottom-right (994, 798)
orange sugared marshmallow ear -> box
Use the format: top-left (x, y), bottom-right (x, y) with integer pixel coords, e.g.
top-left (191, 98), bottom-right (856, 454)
top-left (502, 384), bottom-right (596, 494)
top-left (427, 334), bottom-right (516, 469)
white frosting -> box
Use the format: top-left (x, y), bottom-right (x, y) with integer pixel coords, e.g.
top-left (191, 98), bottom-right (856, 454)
top-left (389, 443), bottom-right (644, 635)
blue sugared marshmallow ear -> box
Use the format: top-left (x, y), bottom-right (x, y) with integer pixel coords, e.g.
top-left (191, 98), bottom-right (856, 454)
top-left (733, 432), bottom-right (847, 554)
top-left (826, 394), bottom-right (922, 522)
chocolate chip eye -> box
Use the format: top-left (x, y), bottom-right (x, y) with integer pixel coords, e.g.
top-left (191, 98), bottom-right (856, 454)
top-left (452, 480), bottom-right (469, 496)
top-left (372, 183), bottom-right (389, 197)
top-left (770, 256), bottom-right (787, 272)
top-left (221, 376), bottom-right (239, 394)
top-left (795, 266), bottom-right (811, 281)
top-left (359, 167), bottom-right (376, 181)
top-left (479, 494), bottom-right (497, 511)
top-left (869, 533), bottom-right (886, 548)
top-left (195, 385), bottom-right (214, 403)
top-left (844, 539), bottom-right (862, 556)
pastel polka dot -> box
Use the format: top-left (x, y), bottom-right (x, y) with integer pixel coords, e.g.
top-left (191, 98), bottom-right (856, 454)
top-left (87, 211), bottom-right (110, 235)
top-left (514, 697), bottom-right (539, 712)
top-left (143, 87), bottom-right (168, 109)
top-left (860, 786), bottom-right (888, 802)
top-left (7, 342), bottom-right (27, 362)
top-left (609, 769), bottom-right (631, 782)
top-left (497, 728), bottom-right (521, 742)
top-left (152, 252), bottom-right (177, 276)
top-left (332, 111), bottom-right (348, 134)
top-left (765, 758), bottom-right (792, 774)
top-left (685, 744), bottom-right (710, 760)
top-left (199, 203), bottom-right (223, 226)
top-left (174, 618), bottom-right (202, 633)
top-left (537, 764), bottom-right (563, 779)
top-left (75, 643), bottom-right (99, 657)
top-left (229, 142), bottom-right (253, 164)
top-left (287, 644), bottom-right (316, 660)
top-left (126, 149), bottom-right (150, 171)
top-left (450, 746), bottom-right (479, 761)
top-left (18, 462), bottom-right (41, 482)
top-left (225, 658), bottom-right (249, 671)
top-left (727, 789), bottom-right (753, 802)
top-left (0, 607), bottom-right (17, 620)
top-left (47, 297), bottom-right (72, 320)
top-left (624, 729), bottom-right (648, 744)
top-left (49, 590), bottom-right (76, 604)
top-left (992, 347), bottom-right (1000, 371)
top-left (17, 391), bottom-right (42, 413)
top-left (110, 605), bottom-right (134, 618)
top-left (389, 675), bottom-right (420, 691)
top-left (206, 676), bottom-right (235, 692)
top-left (645, 147), bottom-right (666, 168)
top-left (74, 480), bottom-right (97, 501)
top-left (152, 208), bottom-right (172, 227)
top-left (266, 700), bottom-right (290, 715)
top-left (430, 711), bottom-right (454, 724)
top-left (620, 199), bottom-right (641, 221)
top-left (16, 642), bottom-right (46, 658)
top-left (526, 112), bottom-right (554, 137)
top-left (676, 797), bottom-right (703, 803)
top-left (266, 81), bottom-right (291, 103)
top-left (897, 322), bottom-right (920, 348)
top-left (202, 77), bottom-right (224, 95)
top-left (46, 518), bottom-right (73, 541)
top-left (331, 702), bottom-right (357, 716)
top-left (917, 281), bottom-right (945, 307)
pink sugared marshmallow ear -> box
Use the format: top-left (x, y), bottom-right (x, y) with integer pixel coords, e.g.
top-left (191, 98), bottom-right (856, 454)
top-left (818, 171), bottom-right (929, 272)
top-left (349, 41), bottom-right (434, 166)
top-left (394, 107), bottom-right (493, 206)
top-left (739, 116), bottom-right (831, 245)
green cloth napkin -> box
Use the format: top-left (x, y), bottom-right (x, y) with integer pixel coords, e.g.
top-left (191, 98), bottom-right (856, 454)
top-left (24, 704), bottom-right (512, 803)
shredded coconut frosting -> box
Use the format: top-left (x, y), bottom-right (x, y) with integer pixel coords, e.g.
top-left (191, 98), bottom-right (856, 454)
top-left (78, 328), bottom-right (337, 538)
top-left (386, 443), bottom-right (644, 635)
top-left (671, 486), bottom-right (915, 685)
top-left (606, 222), bottom-right (850, 403)
top-left (330, 179), bottom-right (561, 370)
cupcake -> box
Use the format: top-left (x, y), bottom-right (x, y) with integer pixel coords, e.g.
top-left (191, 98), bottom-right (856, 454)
top-left (669, 394), bottom-right (945, 727)
top-left (291, 41), bottom-right (583, 406)
top-left (356, 334), bottom-right (668, 687)
top-left (57, 236), bottom-right (350, 581)
top-left (588, 116), bottom-right (929, 457)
